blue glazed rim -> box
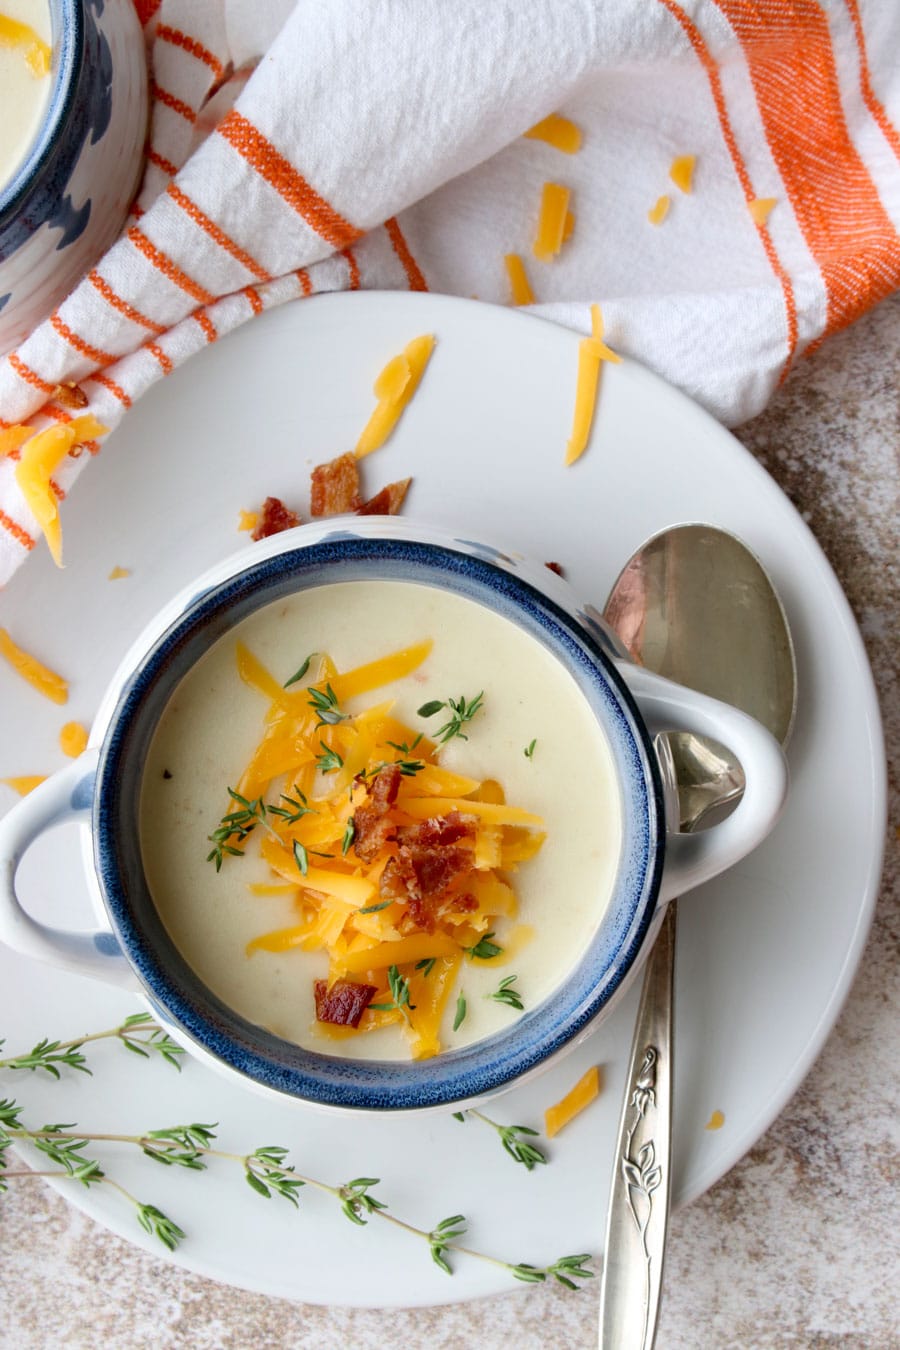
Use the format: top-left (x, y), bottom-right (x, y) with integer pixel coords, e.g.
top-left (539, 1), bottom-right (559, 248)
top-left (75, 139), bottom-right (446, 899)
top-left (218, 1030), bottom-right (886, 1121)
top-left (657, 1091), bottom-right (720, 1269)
top-left (0, 1), bottom-right (81, 226)
top-left (95, 536), bottom-right (666, 1110)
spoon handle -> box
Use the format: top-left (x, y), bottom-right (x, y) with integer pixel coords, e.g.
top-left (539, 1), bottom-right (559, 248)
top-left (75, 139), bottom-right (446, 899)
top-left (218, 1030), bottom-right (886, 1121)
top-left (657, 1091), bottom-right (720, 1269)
top-left (598, 901), bottom-right (675, 1349)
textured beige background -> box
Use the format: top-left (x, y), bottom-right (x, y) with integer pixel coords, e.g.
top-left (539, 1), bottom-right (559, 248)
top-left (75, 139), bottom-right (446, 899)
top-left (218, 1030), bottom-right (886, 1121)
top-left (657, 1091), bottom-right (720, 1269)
top-left (1, 293), bottom-right (897, 1349)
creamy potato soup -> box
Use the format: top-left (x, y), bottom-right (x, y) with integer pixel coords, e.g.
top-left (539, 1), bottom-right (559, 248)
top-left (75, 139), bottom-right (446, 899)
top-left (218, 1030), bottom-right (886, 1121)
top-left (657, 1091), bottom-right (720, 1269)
top-left (0, 4), bottom-right (52, 191)
top-left (141, 580), bottom-right (622, 1059)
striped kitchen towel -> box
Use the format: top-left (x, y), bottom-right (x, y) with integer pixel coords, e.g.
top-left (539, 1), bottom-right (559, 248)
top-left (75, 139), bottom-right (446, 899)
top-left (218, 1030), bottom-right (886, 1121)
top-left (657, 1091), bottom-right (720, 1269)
top-left (0, 0), bottom-right (898, 583)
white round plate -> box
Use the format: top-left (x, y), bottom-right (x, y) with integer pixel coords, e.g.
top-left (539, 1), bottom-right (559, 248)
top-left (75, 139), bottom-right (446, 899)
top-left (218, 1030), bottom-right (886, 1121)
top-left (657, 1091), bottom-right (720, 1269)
top-left (0, 293), bottom-right (884, 1307)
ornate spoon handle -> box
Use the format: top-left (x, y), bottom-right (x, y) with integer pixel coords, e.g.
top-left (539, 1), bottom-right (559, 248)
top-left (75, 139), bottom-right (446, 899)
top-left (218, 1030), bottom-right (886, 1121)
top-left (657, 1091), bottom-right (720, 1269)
top-left (598, 901), bottom-right (675, 1349)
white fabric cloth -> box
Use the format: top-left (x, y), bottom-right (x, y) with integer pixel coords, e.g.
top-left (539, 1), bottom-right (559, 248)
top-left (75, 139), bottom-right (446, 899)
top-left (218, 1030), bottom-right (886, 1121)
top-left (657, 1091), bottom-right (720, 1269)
top-left (1, 0), bottom-right (898, 583)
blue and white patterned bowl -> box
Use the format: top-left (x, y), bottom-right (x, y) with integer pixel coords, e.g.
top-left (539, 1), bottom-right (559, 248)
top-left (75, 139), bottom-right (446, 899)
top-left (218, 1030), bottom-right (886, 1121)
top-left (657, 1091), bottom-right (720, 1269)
top-left (0, 0), bottom-right (146, 354)
top-left (0, 518), bottom-right (788, 1113)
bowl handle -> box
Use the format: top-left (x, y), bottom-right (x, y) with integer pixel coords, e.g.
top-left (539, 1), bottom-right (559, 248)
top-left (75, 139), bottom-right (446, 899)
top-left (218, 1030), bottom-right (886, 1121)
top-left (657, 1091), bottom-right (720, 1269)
top-left (622, 664), bottom-right (789, 903)
top-left (0, 752), bottom-right (137, 987)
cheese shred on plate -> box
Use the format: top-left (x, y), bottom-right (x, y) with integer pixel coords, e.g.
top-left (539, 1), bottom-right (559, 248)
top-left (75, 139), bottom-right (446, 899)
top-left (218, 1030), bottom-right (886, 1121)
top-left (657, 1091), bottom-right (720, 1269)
top-left (647, 194), bottom-right (670, 226)
top-left (523, 113), bottom-right (582, 155)
top-left (565, 303), bottom-right (621, 467)
top-left (1, 775), bottom-right (47, 796)
top-left (669, 154), bottom-right (696, 194)
top-left (0, 627), bottom-right (68, 704)
top-left (13, 416), bottom-right (107, 566)
top-left (533, 183), bottom-right (571, 262)
top-left (545, 1064), bottom-right (602, 1137)
top-left (504, 253), bottom-right (535, 306)
top-left (355, 335), bottom-right (435, 459)
top-left (220, 640), bottom-right (545, 1060)
top-left (59, 721), bottom-right (89, 758)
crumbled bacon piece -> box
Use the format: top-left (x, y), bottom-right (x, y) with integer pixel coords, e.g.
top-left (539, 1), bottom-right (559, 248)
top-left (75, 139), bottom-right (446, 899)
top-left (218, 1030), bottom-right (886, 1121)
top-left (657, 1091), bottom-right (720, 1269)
top-left (52, 382), bottom-right (88, 410)
top-left (310, 452), bottom-right (361, 517)
top-left (380, 812), bottom-right (477, 931)
top-left (251, 496), bottom-right (301, 540)
top-left (353, 763), bottom-right (403, 861)
top-left (356, 477), bottom-right (412, 517)
top-left (545, 561), bottom-right (564, 577)
top-left (314, 978), bottom-right (377, 1027)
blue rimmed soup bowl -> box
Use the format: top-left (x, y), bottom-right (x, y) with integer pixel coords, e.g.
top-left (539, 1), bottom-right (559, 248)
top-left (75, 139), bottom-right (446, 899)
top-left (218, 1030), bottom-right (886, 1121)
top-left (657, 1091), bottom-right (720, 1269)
top-left (0, 0), bottom-right (146, 355)
top-left (0, 518), bottom-right (787, 1113)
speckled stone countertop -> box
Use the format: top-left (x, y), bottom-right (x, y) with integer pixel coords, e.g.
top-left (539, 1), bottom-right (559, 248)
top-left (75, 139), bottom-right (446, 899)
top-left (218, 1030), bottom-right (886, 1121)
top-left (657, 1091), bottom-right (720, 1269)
top-left (1, 295), bottom-right (897, 1350)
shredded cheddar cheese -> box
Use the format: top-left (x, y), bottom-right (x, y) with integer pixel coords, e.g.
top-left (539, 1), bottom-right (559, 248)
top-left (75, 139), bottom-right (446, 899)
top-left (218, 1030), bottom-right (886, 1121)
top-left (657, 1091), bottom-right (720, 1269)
top-left (13, 416), bottom-right (107, 566)
top-left (108, 566), bottom-right (130, 581)
top-left (504, 253), bottom-right (535, 306)
top-left (749, 197), bottom-right (777, 225)
top-left (564, 303), bottom-right (621, 467)
top-left (545, 1065), bottom-right (602, 1138)
top-left (647, 195), bottom-right (670, 226)
top-left (0, 14), bottom-right (51, 77)
top-left (533, 183), bottom-right (571, 262)
top-left (220, 641), bottom-right (545, 1059)
top-left (524, 113), bottom-right (582, 155)
top-left (669, 154), bottom-right (696, 194)
top-left (1, 775), bottom-right (47, 796)
top-left (59, 721), bottom-right (88, 758)
top-left (0, 424), bottom-right (31, 457)
top-left (0, 628), bottom-right (68, 704)
top-left (705, 1109), bottom-right (725, 1130)
top-left (355, 334), bottom-right (435, 459)
top-left (562, 210), bottom-right (575, 243)
top-left (238, 510), bottom-right (259, 533)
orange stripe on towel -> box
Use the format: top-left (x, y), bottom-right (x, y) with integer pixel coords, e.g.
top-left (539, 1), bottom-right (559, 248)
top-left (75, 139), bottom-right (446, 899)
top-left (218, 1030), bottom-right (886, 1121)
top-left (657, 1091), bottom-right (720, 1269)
top-left (343, 247), bottom-right (360, 290)
top-left (295, 269), bottom-right (312, 296)
top-left (0, 509), bottom-right (35, 551)
top-left (146, 342), bottom-right (173, 375)
top-left (87, 371), bottom-right (132, 408)
top-left (655, 0), bottom-right (799, 380)
top-left (217, 110), bottom-right (363, 249)
top-left (193, 311), bottom-right (217, 343)
top-left (127, 227), bottom-right (217, 305)
top-left (842, 0), bottom-right (900, 163)
top-left (50, 313), bottom-right (116, 368)
top-left (150, 78), bottom-right (197, 124)
top-left (715, 0), bottom-right (900, 343)
top-left (385, 217), bottom-right (428, 291)
top-left (156, 25), bottom-right (224, 81)
top-left (167, 184), bottom-right (269, 280)
top-left (7, 353), bottom-right (55, 395)
top-left (146, 146), bottom-right (179, 178)
top-left (88, 269), bottom-right (167, 335)
top-left (243, 286), bottom-right (263, 314)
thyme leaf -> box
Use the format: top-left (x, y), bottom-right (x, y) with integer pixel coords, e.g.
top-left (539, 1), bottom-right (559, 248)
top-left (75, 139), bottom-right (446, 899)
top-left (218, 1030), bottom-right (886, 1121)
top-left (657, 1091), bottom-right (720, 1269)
top-left (453, 993), bottom-right (467, 1031)
top-left (417, 692), bottom-right (485, 744)
top-left (283, 653), bottom-right (316, 688)
top-left (488, 975), bottom-right (524, 1011)
top-left (307, 684), bottom-right (347, 728)
top-left (463, 931), bottom-right (503, 961)
top-left (293, 840), bottom-right (309, 877)
top-left (316, 741), bottom-right (344, 774)
top-left (524, 739), bottom-right (537, 759)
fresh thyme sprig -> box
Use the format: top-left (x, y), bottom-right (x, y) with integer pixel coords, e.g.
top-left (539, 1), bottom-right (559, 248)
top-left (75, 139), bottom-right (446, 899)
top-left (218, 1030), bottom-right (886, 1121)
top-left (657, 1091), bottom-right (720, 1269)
top-left (524, 739), bottom-right (537, 760)
top-left (415, 957), bottom-right (437, 977)
top-left (307, 684), bottom-right (347, 728)
top-left (368, 965), bottom-right (415, 1024)
top-left (0, 1022), bottom-right (593, 1288)
top-left (206, 789), bottom-right (267, 870)
top-left (341, 817), bottom-right (356, 855)
top-left (462, 931), bottom-right (503, 961)
top-left (488, 975), bottom-right (524, 1011)
top-left (417, 692), bottom-right (485, 744)
top-left (267, 786), bottom-right (316, 825)
top-left (0, 1013), bottom-right (184, 1077)
top-left (293, 840), bottom-right (309, 877)
top-left (452, 1107), bottom-right (548, 1172)
top-left (283, 653), bottom-right (316, 688)
top-left (316, 741), bottom-right (344, 774)
top-left (453, 992), bottom-right (467, 1031)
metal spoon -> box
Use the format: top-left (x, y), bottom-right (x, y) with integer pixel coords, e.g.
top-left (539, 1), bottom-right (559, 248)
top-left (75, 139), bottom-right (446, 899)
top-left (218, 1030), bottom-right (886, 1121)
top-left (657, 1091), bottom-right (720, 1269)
top-left (597, 525), bottom-right (796, 1349)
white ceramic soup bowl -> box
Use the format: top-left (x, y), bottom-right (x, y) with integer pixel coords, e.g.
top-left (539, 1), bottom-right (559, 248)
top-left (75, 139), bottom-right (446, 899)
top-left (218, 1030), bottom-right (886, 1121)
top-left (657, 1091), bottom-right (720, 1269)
top-left (0, 0), bottom-right (146, 354)
top-left (0, 518), bottom-right (788, 1113)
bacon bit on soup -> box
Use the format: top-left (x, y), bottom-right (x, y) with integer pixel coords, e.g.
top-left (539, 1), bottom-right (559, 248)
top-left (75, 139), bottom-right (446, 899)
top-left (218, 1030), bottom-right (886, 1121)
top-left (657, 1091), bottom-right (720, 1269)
top-left (51, 381), bottom-right (89, 410)
top-left (310, 452), bottom-right (361, 517)
top-left (219, 640), bottom-right (544, 1059)
top-left (355, 334), bottom-right (435, 459)
top-left (544, 1064), bottom-right (603, 1138)
top-left (565, 303), bottom-right (621, 467)
top-left (353, 763), bottom-right (402, 861)
top-left (0, 627), bottom-right (68, 704)
top-left (356, 477), bottom-right (412, 517)
top-left (251, 496), bottom-right (301, 541)
top-left (314, 978), bottom-right (378, 1027)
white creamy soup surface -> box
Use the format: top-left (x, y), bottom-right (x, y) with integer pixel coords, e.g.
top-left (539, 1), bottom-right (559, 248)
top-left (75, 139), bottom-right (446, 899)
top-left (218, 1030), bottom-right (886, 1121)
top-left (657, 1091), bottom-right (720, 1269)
top-left (141, 579), bottom-right (623, 1059)
top-left (0, 2), bottom-right (52, 191)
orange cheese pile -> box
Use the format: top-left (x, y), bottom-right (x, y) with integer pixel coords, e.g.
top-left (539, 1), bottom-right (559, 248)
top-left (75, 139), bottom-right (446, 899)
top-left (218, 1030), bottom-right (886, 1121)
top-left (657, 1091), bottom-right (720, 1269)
top-left (59, 721), bottom-right (88, 758)
top-left (545, 1064), bottom-right (602, 1138)
top-left (355, 334), bottom-right (435, 459)
top-left (533, 183), bottom-right (571, 262)
top-left (669, 154), bottom-right (696, 194)
top-left (12, 416), bottom-right (107, 566)
top-left (565, 303), bottom-right (621, 466)
top-left (504, 253), bottom-right (535, 306)
top-left (224, 639), bottom-right (545, 1059)
top-left (0, 627), bottom-right (68, 704)
top-left (524, 114), bottom-right (582, 155)
top-left (1, 775), bottom-right (47, 796)
top-left (0, 14), bottom-right (50, 76)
